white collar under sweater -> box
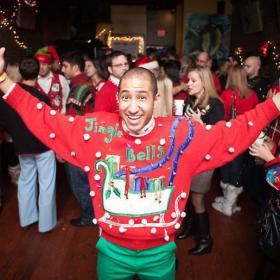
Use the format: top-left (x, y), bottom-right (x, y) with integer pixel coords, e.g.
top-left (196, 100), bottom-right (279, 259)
top-left (109, 75), bottom-right (120, 86)
top-left (121, 117), bottom-right (155, 137)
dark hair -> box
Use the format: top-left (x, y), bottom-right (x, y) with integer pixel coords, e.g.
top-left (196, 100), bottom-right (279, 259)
top-left (163, 60), bottom-right (181, 84)
top-left (119, 67), bottom-right (158, 96)
top-left (84, 55), bottom-right (109, 80)
top-left (62, 50), bottom-right (85, 71)
top-left (106, 50), bottom-right (126, 67)
top-left (19, 56), bottom-right (40, 80)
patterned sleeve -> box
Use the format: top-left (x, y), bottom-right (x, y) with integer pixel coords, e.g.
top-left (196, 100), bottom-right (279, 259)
top-left (265, 158), bottom-right (280, 190)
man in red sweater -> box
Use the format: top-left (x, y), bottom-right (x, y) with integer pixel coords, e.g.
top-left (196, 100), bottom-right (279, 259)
top-left (94, 50), bottom-right (129, 112)
top-left (0, 47), bottom-right (280, 280)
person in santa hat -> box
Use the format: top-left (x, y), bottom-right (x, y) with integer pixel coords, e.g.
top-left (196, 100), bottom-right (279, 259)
top-left (35, 47), bottom-right (70, 114)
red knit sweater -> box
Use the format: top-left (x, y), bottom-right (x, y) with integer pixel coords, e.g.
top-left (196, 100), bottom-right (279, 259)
top-left (221, 88), bottom-right (259, 121)
top-left (94, 79), bottom-right (118, 112)
top-left (4, 84), bottom-right (280, 250)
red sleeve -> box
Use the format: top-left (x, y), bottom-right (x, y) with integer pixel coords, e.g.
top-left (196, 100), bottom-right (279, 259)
top-left (264, 157), bottom-right (280, 169)
top-left (4, 84), bottom-right (100, 169)
top-left (185, 98), bottom-right (280, 175)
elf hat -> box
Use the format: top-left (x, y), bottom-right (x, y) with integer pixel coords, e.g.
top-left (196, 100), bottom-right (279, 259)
top-left (34, 53), bottom-right (53, 65)
top-left (135, 56), bottom-right (159, 70)
top-left (35, 45), bottom-right (60, 64)
top-left (46, 45), bottom-right (60, 62)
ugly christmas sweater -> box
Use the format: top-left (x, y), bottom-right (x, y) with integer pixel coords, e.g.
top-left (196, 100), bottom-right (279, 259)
top-left (3, 84), bottom-right (280, 250)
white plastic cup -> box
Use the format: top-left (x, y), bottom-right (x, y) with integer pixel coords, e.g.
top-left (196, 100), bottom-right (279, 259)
top-left (174, 100), bottom-right (184, 116)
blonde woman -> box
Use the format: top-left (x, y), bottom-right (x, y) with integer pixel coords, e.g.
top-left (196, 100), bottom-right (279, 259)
top-left (212, 65), bottom-right (258, 216)
top-left (177, 66), bottom-right (224, 255)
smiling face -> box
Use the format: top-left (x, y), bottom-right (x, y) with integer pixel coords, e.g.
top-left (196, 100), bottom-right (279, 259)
top-left (187, 71), bottom-right (204, 97)
top-left (118, 73), bottom-right (157, 134)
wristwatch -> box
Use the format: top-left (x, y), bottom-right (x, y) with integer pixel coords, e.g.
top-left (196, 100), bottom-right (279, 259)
top-left (0, 72), bottom-right (7, 84)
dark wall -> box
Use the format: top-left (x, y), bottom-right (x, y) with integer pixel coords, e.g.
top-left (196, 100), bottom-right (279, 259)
top-left (231, 0), bottom-right (280, 54)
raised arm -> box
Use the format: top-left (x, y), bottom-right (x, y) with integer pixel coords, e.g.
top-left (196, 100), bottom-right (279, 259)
top-left (0, 47), bottom-right (96, 169)
top-left (187, 97), bottom-right (280, 176)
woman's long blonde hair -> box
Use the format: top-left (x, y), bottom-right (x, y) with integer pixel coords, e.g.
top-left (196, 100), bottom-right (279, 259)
top-left (226, 65), bottom-right (250, 98)
top-left (189, 66), bottom-right (220, 108)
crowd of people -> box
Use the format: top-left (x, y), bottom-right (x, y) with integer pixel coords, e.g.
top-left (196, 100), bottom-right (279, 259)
top-left (0, 44), bottom-right (279, 279)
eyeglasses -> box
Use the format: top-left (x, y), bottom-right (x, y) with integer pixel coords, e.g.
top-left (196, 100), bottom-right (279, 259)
top-left (111, 62), bottom-right (129, 68)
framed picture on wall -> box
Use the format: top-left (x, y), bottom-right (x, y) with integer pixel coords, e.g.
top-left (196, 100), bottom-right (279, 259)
top-left (183, 13), bottom-right (231, 61)
top-left (107, 34), bottom-right (145, 59)
top-left (240, 1), bottom-right (263, 34)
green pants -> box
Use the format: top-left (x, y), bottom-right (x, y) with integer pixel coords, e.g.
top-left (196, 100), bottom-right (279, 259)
top-left (97, 237), bottom-right (176, 280)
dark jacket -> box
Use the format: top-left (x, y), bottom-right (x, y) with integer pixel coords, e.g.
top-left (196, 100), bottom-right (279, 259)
top-left (0, 83), bottom-right (50, 154)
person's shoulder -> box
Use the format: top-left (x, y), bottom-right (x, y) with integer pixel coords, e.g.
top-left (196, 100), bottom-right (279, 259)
top-left (248, 89), bottom-right (258, 98)
top-left (57, 73), bottom-right (68, 82)
top-left (106, 79), bottom-right (118, 88)
top-left (220, 88), bottom-right (231, 97)
top-left (209, 97), bottom-right (223, 106)
top-left (19, 83), bottom-right (50, 104)
top-left (98, 80), bottom-right (118, 93)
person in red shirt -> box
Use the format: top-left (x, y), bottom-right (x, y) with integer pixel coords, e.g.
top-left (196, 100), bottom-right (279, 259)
top-left (94, 51), bottom-right (129, 113)
top-left (0, 47), bottom-right (280, 280)
top-left (212, 65), bottom-right (259, 216)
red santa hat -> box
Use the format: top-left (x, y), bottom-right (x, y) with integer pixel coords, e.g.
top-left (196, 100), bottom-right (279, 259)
top-left (135, 56), bottom-right (159, 70)
top-left (34, 53), bottom-right (53, 65)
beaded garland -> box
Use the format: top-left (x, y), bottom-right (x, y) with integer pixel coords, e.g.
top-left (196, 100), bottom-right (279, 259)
top-left (114, 117), bottom-right (194, 186)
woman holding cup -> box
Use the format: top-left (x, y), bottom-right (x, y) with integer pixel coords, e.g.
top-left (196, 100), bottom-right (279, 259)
top-left (177, 66), bottom-right (224, 255)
